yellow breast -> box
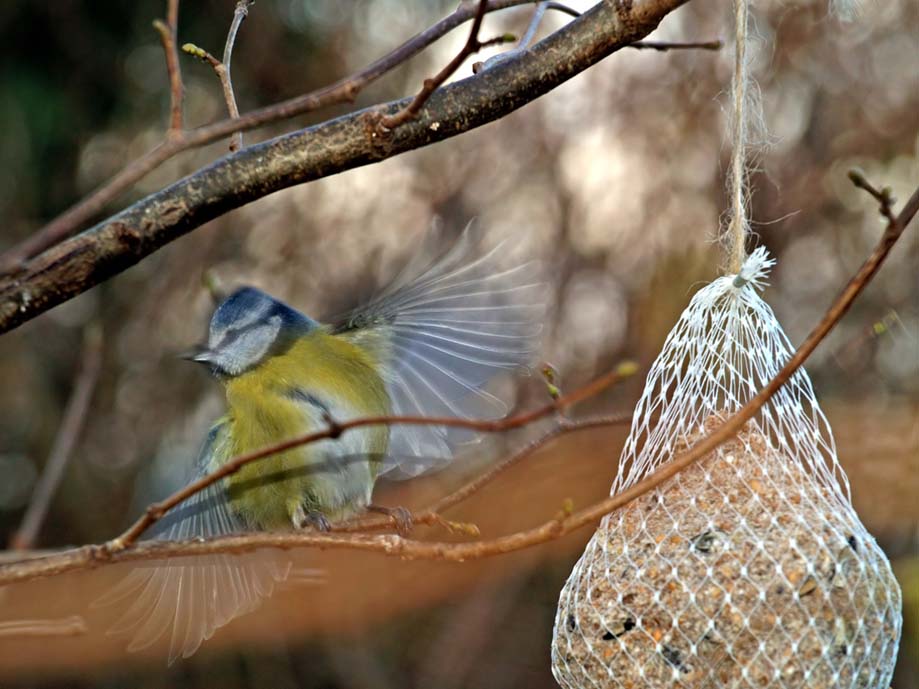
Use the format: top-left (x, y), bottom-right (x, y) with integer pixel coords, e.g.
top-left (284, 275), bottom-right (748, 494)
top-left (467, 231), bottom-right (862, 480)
top-left (220, 329), bottom-right (391, 529)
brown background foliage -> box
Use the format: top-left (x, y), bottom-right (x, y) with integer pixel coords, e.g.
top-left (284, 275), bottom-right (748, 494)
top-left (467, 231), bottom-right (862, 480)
top-left (0, 1), bottom-right (916, 687)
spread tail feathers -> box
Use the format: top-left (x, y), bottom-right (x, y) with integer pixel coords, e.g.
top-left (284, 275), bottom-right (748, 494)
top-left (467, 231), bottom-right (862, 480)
top-left (95, 424), bottom-right (316, 664)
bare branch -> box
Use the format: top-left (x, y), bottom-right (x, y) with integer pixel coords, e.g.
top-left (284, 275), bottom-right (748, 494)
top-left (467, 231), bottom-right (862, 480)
top-left (9, 327), bottom-right (103, 551)
top-left (182, 43), bottom-right (242, 150)
top-left (379, 0), bottom-right (514, 130)
top-left (631, 39), bottom-right (723, 51)
top-left (154, 1), bottom-right (256, 157)
top-left (182, 1), bottom-right (252, 152)
top-left (222, 1), bottom-right (254, 150)
top-left (0, 0), bottom-right (692, 334)
top-left (430, 418), bottom-right (620, 515)
top-left (153, 0), bottom-right (184, 133)
top-left (473, 0), bottom-right (566, 73)
top-left (334, 414), bottom-right (633, 534)
top-left (109, 363), bottom-right (636, 551)
top-left (0, 0), bottom-right (541, 272)
top-left (474, 0), bottom-right (718, 75)
top-left (520, 0), bottom-right (721, 51)
top-left (0, 179), bottom-right (915, 587)
top-left (848, 167), bottom-right (896, 224)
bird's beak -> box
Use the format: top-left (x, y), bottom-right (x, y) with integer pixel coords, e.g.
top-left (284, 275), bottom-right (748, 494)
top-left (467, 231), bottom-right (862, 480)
top-left (180, 345), bottom-right (213, 364)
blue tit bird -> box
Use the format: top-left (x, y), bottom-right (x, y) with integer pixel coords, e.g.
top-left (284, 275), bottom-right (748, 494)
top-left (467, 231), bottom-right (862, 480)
top-left (98, 228), bottom-right (544, 663)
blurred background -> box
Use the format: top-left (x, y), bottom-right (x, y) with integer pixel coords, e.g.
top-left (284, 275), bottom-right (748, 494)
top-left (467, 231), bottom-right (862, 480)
top-left (0, 0), bottom-right (916, 686)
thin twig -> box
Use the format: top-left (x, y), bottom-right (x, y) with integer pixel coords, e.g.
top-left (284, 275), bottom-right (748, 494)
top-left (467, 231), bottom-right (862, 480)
top-left (848, 168), bottom-right (896, 224)
top-left (543, 2), bottom-right (581, 19)
top-left (180, 0), bottom-right (253, 151)
top-left (222, 1), bottom-right (253, 151)
top-left (0, 176), bottom-right (914, 588)
top-left (333, 414), bottom-right (632, 534)
top-left (181, 45), bottom-right (221, 69)
top-left (224, 1), bottom-right (252, 69)
top-left (430, 415), bottom-right (628, 515)
top-left (0, 616), bottom-right (87, 638)
top-left (474, 0), bottom-right (718, 74)
top-left (519, 2), bottom-right (553, 50)
top-left (9, 327), bottom-right (103, 551)
top-left (631, 39), bottom-right (723, 51)
top-left (379, 0), bottom-right (515, 130)
top-left (511, 2), bottom-right (721, 52)
top-left (472, 0), bottom-right (558, 72)
top-left (182, 44), bottom-right (242, 150)
top-left (0, 1), bottom-right (541, 272)
top-left (153, 0), bottom-right (183, 133)
top-left (109, 362), bottom-right (637, 551)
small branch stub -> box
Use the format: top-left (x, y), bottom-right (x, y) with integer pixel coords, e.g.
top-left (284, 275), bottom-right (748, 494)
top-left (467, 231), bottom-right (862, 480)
top-left (379, 0), bottom-right (507, 130)
top-left (848, 168), bottom-right (896, 224)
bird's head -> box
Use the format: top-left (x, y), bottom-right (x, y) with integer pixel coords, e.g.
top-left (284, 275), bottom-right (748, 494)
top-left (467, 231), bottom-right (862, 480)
top-left (185, 287), bottom-right (315, 377)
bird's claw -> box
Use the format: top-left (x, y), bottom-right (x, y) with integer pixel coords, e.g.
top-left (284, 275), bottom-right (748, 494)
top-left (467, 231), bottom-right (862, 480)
top-left (293, 504), bottom-right (331, 532)
top-left (368, 504), bottom-right (414, 535)
top-left (306, 511), bottom-right (332, 532)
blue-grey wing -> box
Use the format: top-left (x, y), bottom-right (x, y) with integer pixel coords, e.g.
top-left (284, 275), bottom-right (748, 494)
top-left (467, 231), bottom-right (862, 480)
top-left (95, 423), bottom-right (293, 664)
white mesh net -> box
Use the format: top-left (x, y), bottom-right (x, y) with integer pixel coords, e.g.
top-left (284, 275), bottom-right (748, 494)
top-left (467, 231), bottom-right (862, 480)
top-left (551, 248), bottom-right (902, 688)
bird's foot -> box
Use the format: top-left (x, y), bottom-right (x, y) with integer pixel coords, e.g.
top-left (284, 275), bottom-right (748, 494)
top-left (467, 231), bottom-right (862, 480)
top-left (292, 504), bottom-right (331, 532)
top-left (367, 504), bottom-right (413, 535)
top-left (306, 512), bottom-right (332, 532)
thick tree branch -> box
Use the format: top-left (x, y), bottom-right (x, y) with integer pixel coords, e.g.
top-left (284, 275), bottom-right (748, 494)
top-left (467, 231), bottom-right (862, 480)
top-left (1, 177), bottom-right (914, 587)
top-left (0, 0), bottom-right (690, 334)
top-left (0, 0), bottom-right (541, 273)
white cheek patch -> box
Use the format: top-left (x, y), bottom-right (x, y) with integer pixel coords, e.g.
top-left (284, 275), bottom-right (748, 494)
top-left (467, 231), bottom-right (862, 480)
top-left (215, 315), bottom-right (284, 375)
top-left (249, 315), bottom-right (283, 361)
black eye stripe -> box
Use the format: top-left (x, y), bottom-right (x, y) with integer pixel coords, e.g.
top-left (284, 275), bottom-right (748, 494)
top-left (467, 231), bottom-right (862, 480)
top-left (216, 305), bottom-right (286, 345)
top-left (218, 328), bottom-right (242, 348)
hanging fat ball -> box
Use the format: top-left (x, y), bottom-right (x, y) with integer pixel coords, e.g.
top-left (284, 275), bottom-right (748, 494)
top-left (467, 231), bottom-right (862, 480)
top-left (550, 249), bottom-right (901, 689)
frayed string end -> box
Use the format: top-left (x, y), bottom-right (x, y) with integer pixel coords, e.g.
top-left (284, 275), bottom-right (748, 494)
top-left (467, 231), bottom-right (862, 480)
top-left (731, 246), bottom-right (775, 291)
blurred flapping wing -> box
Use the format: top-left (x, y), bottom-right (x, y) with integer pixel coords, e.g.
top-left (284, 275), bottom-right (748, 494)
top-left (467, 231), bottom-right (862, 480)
top-left (337, 227), bottom-right (545, 478)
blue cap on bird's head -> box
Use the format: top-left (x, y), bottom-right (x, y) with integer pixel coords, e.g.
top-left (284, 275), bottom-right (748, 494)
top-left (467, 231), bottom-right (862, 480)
top-left (185, 286), bottom-right (316, 377)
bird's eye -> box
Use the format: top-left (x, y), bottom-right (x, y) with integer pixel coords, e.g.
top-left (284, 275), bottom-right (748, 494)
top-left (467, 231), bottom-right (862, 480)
top-left (219, 327), bottom-right (241, 347)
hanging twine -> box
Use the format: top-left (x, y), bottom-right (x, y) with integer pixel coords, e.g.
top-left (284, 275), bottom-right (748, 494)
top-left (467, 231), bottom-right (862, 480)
top-left (725, 0), bottom-right (855, 273)
top-left (725, 0), bottom-right (751, 274)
